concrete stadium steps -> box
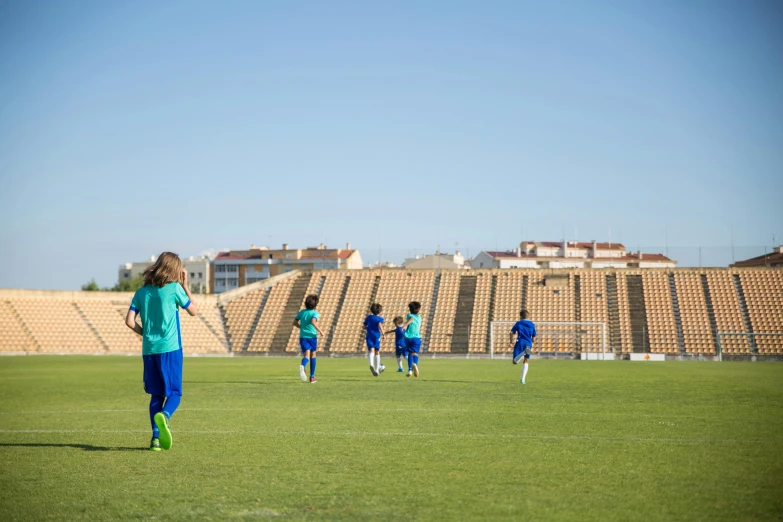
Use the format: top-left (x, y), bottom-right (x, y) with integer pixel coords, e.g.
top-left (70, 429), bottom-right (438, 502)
top-left (1, 268), bottom-right (782, 356)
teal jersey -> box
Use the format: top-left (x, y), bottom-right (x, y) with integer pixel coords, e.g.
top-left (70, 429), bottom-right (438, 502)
top-left (405, 313), bottom-right (422, 339)
top-left (295, 309), bottom-right (320, 338)
top-left (130, 282), bottom-right (191, 355)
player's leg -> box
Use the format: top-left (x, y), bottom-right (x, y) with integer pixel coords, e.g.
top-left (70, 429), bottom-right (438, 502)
top-left (153, 348), bottom-right (182, 450)
top-left (308, 339), bottom-right (317, 382)
top-left (406, 340), bottom-right (414, 376)
top-left (375, 346), bottom-right (382, 374)
top-left (148, 394), bottom-right (164, 450)
top-left (368, 344), bottom-right (378, 376)
top-left (513, 344), bottom-right (523, 364)
top-left (521, 354), bottom-right (530, 384)
top-left (299, 339), bottom-right (309, 382)
top-left (411, 339), bottom-right (421, 377)
top-left (143, 353), bottom-right (165, 450)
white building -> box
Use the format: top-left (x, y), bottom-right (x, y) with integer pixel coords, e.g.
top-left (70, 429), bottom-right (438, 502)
top-left (211, 243), bottom-right (363, 294)
top-left (119, 255), bottom-right (212, 293)
top-left (403, 251), bottom-right (466, 270)
top-left (470, 241), bottom-right (676, 269)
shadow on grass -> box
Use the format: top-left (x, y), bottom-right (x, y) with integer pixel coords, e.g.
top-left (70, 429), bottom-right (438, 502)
top-left (0, 443), bottom-right (147, 452)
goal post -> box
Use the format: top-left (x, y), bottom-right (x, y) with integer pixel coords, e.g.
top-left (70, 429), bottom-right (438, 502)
top-left (489, 321), bottom-right (607, 359)
top-left (716, 332), bottom-right (783, 361)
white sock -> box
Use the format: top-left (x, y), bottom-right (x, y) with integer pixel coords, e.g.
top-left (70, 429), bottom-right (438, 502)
top-left (375, 354), bottom-right (381, 370)
top-left (368, 351), bottom-right (374, 366)
top-left (397, 357), bottom-right (403, 369)
top-left (522, 362), bottom-right (529, 381)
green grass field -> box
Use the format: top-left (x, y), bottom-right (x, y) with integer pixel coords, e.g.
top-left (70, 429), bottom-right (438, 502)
top-left (1, 356), bottom-right (782, 521)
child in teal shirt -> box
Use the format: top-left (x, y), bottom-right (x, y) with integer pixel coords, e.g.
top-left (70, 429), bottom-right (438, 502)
top-left (294, 294), bottom-right (324, 383)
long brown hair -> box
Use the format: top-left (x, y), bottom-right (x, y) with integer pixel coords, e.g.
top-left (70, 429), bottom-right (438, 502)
top-left (143, 252), bottom-right (183, 288)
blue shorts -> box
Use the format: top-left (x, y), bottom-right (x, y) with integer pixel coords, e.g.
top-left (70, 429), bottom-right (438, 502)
top-left (406, 337), bottom-right (422, 354)
top-left (143, 348), bottom-right (183, 397)
top-left (395, 344), bottom-right (407, 357)
top-left (300, 338), bottom-right (318, 353)
top-left (366, 336), bottom-right (381, 350)
top-left (513, 343), bottom-right (532, 361)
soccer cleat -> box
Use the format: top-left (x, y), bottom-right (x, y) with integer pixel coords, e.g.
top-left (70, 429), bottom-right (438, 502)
top-left (396, 368), bottom-right (404, 373)
top-left (149, 437), bottom-right (161, 452)
top-left (370, 365), bottom-right (378, 377)
top-left (153, 412), bottom-right (172, 450)
top-left (310, 377), bottom-right (317, 383)
top-left (520, 379), bottom-right (526, 384)
top-left (407, 370), bottom-right (412, 377)
top-left (412, 363), bottom-right (419, 378)
top-left (299, 365), bottom-right (307, 382)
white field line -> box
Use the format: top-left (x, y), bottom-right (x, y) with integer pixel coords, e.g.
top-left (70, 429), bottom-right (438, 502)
top-left (0, 428), bottom-right (778, 445)
top-left (0, 407), bottom-right (745, 419)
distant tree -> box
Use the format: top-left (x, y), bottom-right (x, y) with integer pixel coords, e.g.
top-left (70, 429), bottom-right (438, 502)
top-left (81, 279), bottom-right (100, 291)
top-left (111, 275), bottom-right (145, 292)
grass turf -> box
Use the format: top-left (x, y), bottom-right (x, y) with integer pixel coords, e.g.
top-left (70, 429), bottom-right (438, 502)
top-left (0, 356), bottom-right (782, 521)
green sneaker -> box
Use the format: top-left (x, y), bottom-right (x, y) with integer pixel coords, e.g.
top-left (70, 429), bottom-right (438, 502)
top-left (153, 412), bottom-right (173, 450)
top-left (149, 437), bottom-right (162, 452)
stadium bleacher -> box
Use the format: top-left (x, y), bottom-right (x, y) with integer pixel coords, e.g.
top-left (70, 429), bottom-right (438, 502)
top-left (0, 267), bottom-right (781, 356)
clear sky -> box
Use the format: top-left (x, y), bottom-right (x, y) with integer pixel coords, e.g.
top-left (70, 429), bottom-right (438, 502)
top-left (1, 0), bottom-right (781, 290)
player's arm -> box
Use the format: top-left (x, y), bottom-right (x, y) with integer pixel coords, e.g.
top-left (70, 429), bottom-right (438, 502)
top-left (311, 317), bottom-right (324, 337)
top-left (509, 331), bottom-right (516, 347)
top-left (179, 270), bottom-right (198, 316)
top-left (403, 317), bottom-right (414, 328)
top-left (380, 318), bottom-right (386, 339)
top-left (384, 328), bottom-right (396, 335)
top-left (125, 309), bottom-right (143, 336)
top-left (292, 319), bottom-right (300, 329)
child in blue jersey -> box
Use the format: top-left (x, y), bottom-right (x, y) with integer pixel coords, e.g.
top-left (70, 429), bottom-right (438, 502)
top-left (509, 309), bottom-right (536, 384)
top-left (125, 252), bottom-right (198, 451)
top-left (363, 303), bottom-right (386, 376)
top-left (294, 294), bottom-right (324, 383)
top-left (385, 316), bottom-right (407, 372)
top-left (403, 301), bottom-right (422, 377)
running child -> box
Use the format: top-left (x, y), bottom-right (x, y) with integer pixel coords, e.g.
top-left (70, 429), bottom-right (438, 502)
top-left (385, 316), bottom-right (407, 372)
top-left (294, 294), bottom-right (324, 383)
top-left (363, 303), bottom-right (386, 376)
top-left (404, 301), bottom-right (422, 377)
top-left (125, 252), bottom-right (198, 452)
top-left (508, 309), bottom-right (536, 384)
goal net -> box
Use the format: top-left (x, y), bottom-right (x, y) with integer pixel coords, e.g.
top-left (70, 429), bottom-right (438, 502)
top-left (490, 321), bottom-right (607, 359)
top-left (716, 332), bottom-right (783, 360)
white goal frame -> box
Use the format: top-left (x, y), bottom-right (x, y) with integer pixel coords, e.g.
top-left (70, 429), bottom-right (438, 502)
top-left (490, 321), bottom-right (607, 359)
top-left (716, 332), bottom-right (783, 361)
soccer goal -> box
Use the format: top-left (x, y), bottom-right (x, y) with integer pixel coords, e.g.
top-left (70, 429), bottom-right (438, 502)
top-left (716, 332), bottom-right (783, 361)
top-left (489, 321), bottom-right (607, 359)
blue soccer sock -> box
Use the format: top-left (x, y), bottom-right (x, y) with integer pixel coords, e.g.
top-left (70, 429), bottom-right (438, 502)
top-left (310, 358), bottom-right (317, 378)
top-left (149, 395), bottom-right (164, 437)
top-left (408, 355), bottom-right (414, 372)
top-left (162, 395), bottom-right (181, 419)
top-left (413, 354), bottom-right (419, 366)
top-left (301, 357), bottom-right (309, 368)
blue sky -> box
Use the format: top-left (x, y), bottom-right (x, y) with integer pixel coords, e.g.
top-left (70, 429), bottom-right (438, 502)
top-left (1, 0), bottom-right (781, 289)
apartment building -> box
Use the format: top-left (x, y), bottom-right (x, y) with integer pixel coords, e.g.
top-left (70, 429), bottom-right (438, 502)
top-left (471, 241), bottom-right (676, 269)
top-left (211, 243), bottom-right (362, 294)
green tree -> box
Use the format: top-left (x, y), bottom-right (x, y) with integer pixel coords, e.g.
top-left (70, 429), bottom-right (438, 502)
top-left (111, 275), bottom-right (145, 292)
top-left (81, 279), bottom-right (100, 291)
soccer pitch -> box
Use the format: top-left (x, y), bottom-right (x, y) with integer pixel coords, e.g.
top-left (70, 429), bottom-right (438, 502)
top-left (1, 357), bottom-right (781, 521)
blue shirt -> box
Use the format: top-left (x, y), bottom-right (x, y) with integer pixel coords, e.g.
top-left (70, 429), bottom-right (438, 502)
top-left (364, 314), bottom-right (384, 340)
top-left (130, 282), bottom-right (191, 355)
top-left (511, 320), bottom-right (537, 347)
top-left (394, 326), bottom-right (405, 345)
